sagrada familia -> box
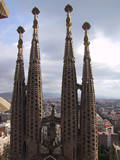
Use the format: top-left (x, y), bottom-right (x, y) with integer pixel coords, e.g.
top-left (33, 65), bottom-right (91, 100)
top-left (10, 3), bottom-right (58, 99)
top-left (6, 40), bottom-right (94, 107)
top-left (10, 5), bottom-right (98, 160)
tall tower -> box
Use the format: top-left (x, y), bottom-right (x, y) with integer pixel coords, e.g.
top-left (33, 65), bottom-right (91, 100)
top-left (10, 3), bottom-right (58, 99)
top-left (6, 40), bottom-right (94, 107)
top-left (10, 26), bottom-right (26, 160)
top-left (61, 4), bottom-right (78, 160)
top-left (26, 7), bottom-right (43, 158)
top-left (80, 22), bottom-right (98, 160)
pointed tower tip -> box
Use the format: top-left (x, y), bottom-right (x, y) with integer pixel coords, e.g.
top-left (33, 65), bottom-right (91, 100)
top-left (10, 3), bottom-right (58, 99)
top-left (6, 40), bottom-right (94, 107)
top-left (82, 22), bottom-right (91, 30)
top-left (51, 104), bottom-right (55, 116)
top-left (17, 26), bottom-right (24, 60)
top-left (65, 4), bottom-right (73, 12)
top-left (32, 7), bottom-right (40, 15)
top-left (17, 26), bottom-right (25, 34)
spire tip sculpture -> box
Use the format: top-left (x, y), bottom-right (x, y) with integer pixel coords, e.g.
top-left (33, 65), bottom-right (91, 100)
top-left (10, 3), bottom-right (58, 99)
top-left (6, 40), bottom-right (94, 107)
top-left (32, 7), bottom-right (40, 15)
top-left (64, 4), bottom-right (73, 38)
top-left (64, 4), bottom-right (73, 13)
top-left (17, 26), bottom-right (25, 34)
top-left (17, 26), bottom-right (25, 60)
top-left (82, 22), bottom-right (91, 30)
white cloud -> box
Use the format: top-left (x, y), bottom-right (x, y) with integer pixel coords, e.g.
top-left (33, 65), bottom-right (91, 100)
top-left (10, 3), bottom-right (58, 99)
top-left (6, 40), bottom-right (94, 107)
top-left (94, 80), bottom-right (120, 99)
top-left (76, 32), bottom-right (120, 98)
top-left (0, 30), bottom-right (120, 98)
top-left (77, 31), bottom-right (120, 67)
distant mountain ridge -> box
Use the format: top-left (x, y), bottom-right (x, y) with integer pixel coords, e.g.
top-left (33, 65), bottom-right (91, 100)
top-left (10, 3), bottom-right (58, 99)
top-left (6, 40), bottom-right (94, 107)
top-left (0, 92), bottom-right (120, 102)
top-left (0, 92), bottom-right (60, 101)
top-left (0, 92), bottom-right (12, 101)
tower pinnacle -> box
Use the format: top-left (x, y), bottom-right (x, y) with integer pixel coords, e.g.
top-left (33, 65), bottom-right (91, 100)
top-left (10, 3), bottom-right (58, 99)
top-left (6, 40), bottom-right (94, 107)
top-left (51, 104), bottom-right (55, 117)
top-left (65, 4), bottom-right (73, 12)
top-left (17, 26), bottom-right (25, 61)
top-left (32, 7), bottom-right (40, 28)
top-left (32, 7), bottom-right (40, 15)
top-left (82, 22), bottom-right (91, 30)
top-left (17, 26), bottom-right (25, 33)
top-left (65, 4), bottom-right (73, 38)
top-left (82, 22), bottom-right (91, 48)
top-left (32, 7), bottom-right (40, 41)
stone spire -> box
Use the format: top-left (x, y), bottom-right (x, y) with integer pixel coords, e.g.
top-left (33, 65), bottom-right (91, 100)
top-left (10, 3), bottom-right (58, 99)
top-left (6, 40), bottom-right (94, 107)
top-left (51, 104), bottom-right (55, 118)
top-left (80, 22), bottom-right (98, 160)
top-left (26, 7), bottom-right (43, 158)
top-left (61, 4), bottom-right (78, 160)
top-left (65, 4), bottom-right (73, 39)
top-left (10, 26), bottom-right (26, 160)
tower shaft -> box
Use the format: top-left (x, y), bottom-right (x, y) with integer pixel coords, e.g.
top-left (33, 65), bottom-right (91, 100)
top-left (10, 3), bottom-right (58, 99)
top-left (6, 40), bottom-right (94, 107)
top-left (80, 22), bottom-right (98, 160)
top-left (61, 5), bottom-right (78, 160)
top-left (26, 7), bottom-right (43, 158)
top-left (10, 27), bottom-right (26, 160)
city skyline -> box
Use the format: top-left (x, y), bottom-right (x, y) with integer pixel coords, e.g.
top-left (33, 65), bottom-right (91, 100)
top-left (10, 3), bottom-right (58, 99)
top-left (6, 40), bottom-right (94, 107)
top-left (0, 0), bottom-right (120, 98)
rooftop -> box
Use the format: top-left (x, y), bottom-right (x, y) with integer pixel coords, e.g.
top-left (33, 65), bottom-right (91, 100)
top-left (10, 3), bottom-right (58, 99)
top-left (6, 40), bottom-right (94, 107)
top-left (0, 0), bottom-right (9, 19)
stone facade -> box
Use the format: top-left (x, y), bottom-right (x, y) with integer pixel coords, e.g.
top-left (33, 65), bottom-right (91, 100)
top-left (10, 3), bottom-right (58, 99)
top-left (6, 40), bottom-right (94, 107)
top-left (10, 5), bottom-right (98, 160)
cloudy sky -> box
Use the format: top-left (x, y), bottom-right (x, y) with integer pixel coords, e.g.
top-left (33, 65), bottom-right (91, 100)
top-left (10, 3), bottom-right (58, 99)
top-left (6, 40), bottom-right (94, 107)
top-left (0, 0), bottom-right (120, 99)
